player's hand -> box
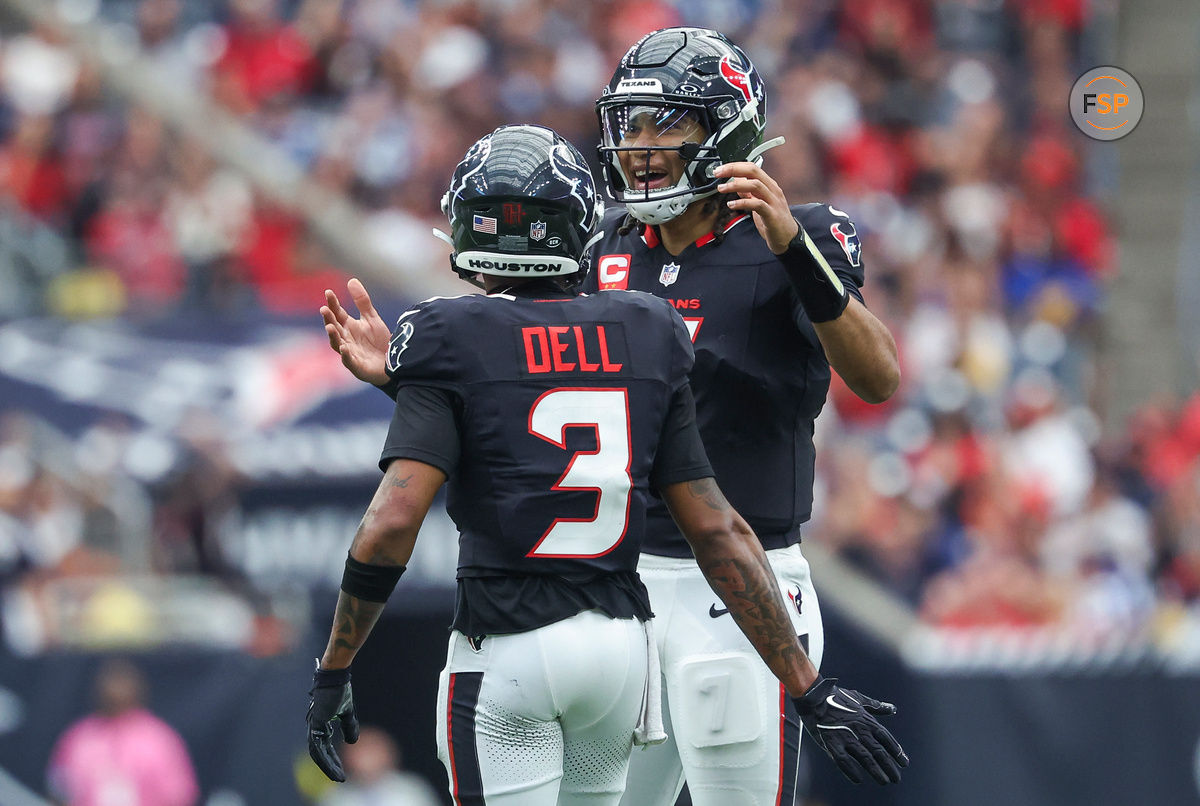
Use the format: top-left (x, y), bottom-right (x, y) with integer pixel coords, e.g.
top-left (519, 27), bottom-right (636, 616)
top-left (307, 664), bottom-right (359, 782)
top-left (321, 278), bottom-right (391, 386)
top-left (714, 161), bottom-right (799, 254)
top-left (793, 676), bottom-right (908, 785)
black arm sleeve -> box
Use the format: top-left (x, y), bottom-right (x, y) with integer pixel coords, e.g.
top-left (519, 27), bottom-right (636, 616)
top-left (650, 382), bottom-right (713, 489)
top-left (378, 385), bottom-right (461, 476)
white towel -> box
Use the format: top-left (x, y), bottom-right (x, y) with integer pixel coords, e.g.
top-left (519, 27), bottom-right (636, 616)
top-left (633, 619), bottom-right (667, 746)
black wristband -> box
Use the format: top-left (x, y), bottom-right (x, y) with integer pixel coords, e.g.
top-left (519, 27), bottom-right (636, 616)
top-left (313, 664), bottom-right (351, 687)
top-left (778, 222), bottom-right (850, 323)
top-left (340, 553), bottom-right (405, 602)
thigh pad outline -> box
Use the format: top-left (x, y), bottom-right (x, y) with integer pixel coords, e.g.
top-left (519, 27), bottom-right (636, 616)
top-left (672, 653), bottom-right (763, 750)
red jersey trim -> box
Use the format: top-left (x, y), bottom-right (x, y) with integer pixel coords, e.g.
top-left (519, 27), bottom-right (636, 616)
top-left (641, 215), bottom-right (750, 249)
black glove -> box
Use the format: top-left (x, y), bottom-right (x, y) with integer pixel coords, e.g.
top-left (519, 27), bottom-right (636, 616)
top-left (307, 662), bottom-right (359, 782)
top-left (793, 676), bottom-right (908, 785)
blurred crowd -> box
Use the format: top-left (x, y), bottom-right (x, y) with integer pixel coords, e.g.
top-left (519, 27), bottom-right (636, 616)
top-left (0, 0), bottom-right (1197, 650)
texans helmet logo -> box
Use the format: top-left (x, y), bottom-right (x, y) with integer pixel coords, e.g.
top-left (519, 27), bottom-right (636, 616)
top-left (719, 55), bottom-right (754, 105)
top-left (830, 221), bottom-right (862, 268)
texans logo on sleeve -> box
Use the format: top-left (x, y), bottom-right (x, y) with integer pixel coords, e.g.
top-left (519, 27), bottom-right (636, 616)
top-left (830, 221), bottom-right (862, 268)
top-left (386, 320), bottom-right (415, 372)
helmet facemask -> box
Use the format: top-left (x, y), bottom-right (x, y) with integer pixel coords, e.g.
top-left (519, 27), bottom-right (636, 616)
top-left (598, 102), bottom-right (723, 225)
top-left (595, 27), bottom-right (777, 226)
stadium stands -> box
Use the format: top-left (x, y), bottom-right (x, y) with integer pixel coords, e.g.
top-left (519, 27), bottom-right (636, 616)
top-left (0, 0), bottom-right (1196, 667)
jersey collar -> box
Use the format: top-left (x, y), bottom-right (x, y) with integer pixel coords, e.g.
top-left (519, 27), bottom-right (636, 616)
top-left (640, 215), bottom-right (750, 250)
top-left (489, 278), bottom-right (578, 300)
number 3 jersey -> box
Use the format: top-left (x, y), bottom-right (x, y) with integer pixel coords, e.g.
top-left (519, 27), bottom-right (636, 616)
top-left (378, 281), bottom-right (713, 635)
top-left (583, 203), bottom-right (868, 557)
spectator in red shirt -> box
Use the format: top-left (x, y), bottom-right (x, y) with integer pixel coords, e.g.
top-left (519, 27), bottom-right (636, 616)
top-left (0, 113), bottom-right (68, 221)
top-left (212, 0), bottom-right (316, 116)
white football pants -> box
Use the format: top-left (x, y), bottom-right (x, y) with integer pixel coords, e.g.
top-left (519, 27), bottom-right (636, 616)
top-left (436, 609), bottom-right (650, 805)
top-left (620, 544), bottom-right (824, 806)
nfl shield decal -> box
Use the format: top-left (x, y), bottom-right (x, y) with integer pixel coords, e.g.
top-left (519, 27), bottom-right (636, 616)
top-left (659, 262), bottom-right (680, 287)
top-left (530, 220), bottom-right (547, 241)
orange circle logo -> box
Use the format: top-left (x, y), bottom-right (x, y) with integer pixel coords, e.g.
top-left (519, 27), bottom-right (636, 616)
top-left (1070, 66), bottom-right (1144, 141)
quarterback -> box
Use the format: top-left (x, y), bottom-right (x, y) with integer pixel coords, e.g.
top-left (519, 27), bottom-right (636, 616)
top-left (586, 28), bottom-right (904, 804)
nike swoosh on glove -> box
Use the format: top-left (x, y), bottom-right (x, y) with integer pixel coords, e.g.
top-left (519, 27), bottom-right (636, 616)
top-left (307, 662), bottom-right (360, 782)
top-left (793, 675), bottom-right (909, 785)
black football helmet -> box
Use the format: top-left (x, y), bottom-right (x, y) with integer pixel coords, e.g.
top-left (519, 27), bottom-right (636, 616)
top-left (596, 27), bottom-right (775, 225)
top-left (437, 125), bottom-right (603, 287)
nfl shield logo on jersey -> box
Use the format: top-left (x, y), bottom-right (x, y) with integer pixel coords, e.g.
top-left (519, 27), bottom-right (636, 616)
top-left (530, 220), bottom-right (547, 241)
top-left (659, 262), bottom-right (680, 287)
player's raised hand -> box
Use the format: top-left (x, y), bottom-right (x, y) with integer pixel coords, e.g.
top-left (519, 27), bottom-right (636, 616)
top-left (793, 676), bottom-right (908, 785)
top-left (714, 161), bottom-right (800, 255)
top-left (321, 278), bottom-right (390, 386)
top-left (307, 664), bottom-right (360, 782)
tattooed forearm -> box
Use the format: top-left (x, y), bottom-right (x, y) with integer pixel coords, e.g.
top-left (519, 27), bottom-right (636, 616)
top-left (321, 591), bottom-right (386, 668)
top-left (684, 477), bottom-right (731, 513)
top-left (696, 547), bottom-right (818, 695)
top-left (317, 459), bottom-right (440, 671)
top-left (664, 475), bottom-right (820, 692)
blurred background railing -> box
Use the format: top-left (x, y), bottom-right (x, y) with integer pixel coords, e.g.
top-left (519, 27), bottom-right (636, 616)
top-left (0, 0), bottom-right (1196, 804)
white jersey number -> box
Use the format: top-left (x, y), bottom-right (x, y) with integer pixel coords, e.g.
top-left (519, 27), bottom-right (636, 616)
top-left (527, 388), bottom-right (632, 557)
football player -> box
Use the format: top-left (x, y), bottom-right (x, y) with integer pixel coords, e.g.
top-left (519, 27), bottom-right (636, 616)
top-left (308, 124), bottom-right (905, 806)
top-left (588, 27), bottom-right (905, 805)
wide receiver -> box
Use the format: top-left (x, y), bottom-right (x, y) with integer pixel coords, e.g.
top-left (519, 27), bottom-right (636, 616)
top-left (309, 124), bottom-right (906, 805)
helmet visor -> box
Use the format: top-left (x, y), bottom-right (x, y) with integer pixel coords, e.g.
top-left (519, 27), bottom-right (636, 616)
top-left (599, 103), bottom-right (707, 149)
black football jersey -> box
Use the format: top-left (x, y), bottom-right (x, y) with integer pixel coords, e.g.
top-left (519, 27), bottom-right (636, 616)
top-left (378, 281), bottom-right (711, 633)
top-left (583, 203), bottom-right (867, 557)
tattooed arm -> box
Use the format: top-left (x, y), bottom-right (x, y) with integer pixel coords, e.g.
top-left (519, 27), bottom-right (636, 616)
top-left (319, 459), bottom-right (446, 670)
top-left (661, 477), bottom-right (819, 697)
top-left (662, 476), bottom-right (909, 784)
